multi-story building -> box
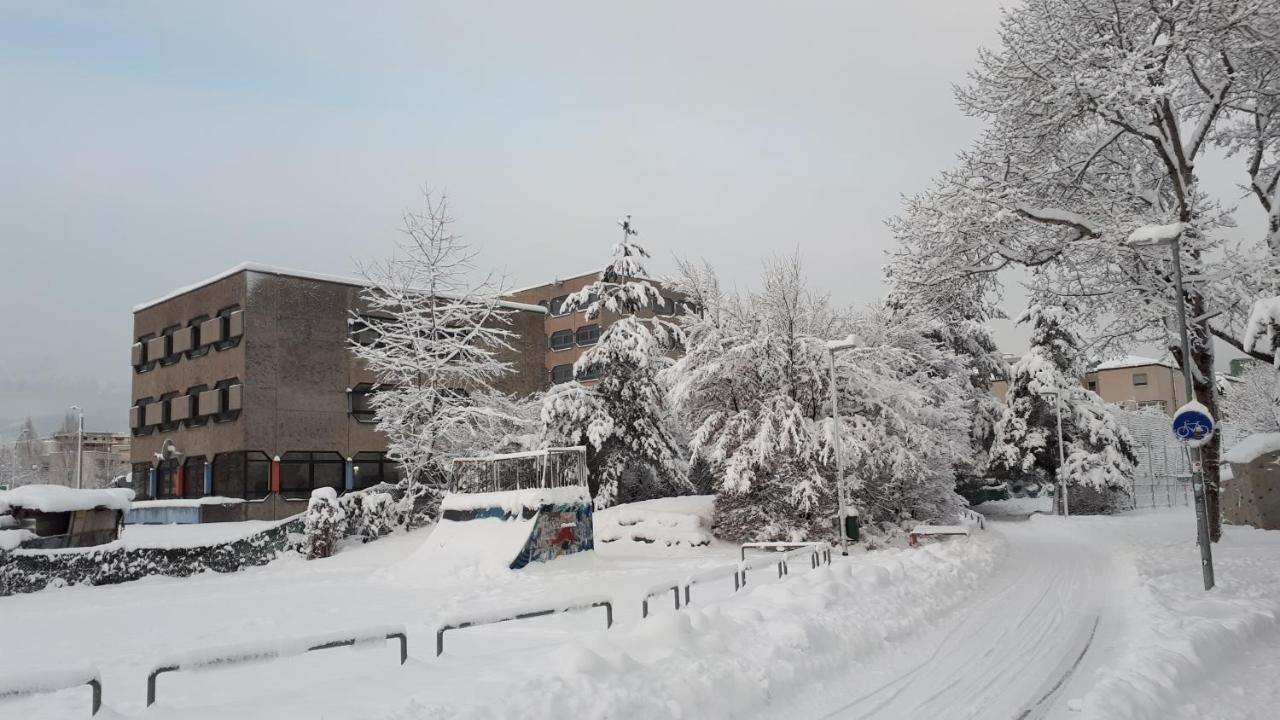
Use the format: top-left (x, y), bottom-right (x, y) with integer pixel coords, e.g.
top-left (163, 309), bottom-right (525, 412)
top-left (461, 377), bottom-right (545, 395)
top-left (41, 431), bottom-right (130, 488)
top-left (991, 355), bottom-right (1188, 415)
top-left (128, 263), bottom-right (547, 519)
top-left (503, 270), bottom-right (691, 385)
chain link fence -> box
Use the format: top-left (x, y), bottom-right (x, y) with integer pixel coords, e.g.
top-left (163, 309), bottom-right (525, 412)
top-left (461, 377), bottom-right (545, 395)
top-left (1117, 409), bottom-right (1247, 510)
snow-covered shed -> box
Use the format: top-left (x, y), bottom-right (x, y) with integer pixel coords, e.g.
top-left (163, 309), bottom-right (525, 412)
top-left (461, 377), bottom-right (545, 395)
top-left (0, 485), bottom-right (133, 550)
top-left (1222, 434), bottom-right (1280, 531)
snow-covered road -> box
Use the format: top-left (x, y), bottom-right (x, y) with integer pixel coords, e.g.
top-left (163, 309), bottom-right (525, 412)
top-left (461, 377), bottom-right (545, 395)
top-left (794, 519), bottom-right (1114, 720)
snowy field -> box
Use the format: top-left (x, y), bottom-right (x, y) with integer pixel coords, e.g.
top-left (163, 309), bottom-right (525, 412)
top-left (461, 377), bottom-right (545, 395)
top-left (2, 508), bottom-right (1279, 719)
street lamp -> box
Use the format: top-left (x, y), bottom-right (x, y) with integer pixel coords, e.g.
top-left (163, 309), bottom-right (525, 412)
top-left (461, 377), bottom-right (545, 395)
top-left (1038, 387), bottom-right (1069, 517)
top-left (827, 335), bottom-right (861, 556)
top-left (69, 405), bottom-right (84, 489)
top-left (1125, 223), bottom-right (1215, 590)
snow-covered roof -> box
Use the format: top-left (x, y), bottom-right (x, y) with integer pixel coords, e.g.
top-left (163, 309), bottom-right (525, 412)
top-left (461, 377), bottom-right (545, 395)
top-left (504, 268), bottom-right (665, 296)
top-left (1223, 433), bottom-right (1280, 465)
top-left (1090, 355), bottom-right (1176, 372)
top-left (0, 485), bottom-right (134, 514)
top-left (132, 262), bottom-right (549, 314)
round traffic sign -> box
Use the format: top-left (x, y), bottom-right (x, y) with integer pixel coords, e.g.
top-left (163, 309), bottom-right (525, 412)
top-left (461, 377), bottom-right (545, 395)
top-left (1172, 401), bottom-right (1215, 447)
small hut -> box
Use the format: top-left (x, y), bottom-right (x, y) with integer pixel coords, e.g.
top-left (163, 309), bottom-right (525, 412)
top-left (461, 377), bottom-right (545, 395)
top-left (0, 485), bottom-right (133, 550)
top-left (1222, 433), bottom-right (1280, 531)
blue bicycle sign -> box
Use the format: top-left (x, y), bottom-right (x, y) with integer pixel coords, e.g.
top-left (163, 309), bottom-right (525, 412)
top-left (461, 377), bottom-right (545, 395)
top-left (1172, 402), bottom-right (1215, 447)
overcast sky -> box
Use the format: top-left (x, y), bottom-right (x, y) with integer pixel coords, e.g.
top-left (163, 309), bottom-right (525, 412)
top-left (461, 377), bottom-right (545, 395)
top-left (1, 1), bottom-right (1257, 436)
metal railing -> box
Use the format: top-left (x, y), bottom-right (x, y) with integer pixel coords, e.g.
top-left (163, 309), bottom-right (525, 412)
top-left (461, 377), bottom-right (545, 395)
top-left (435, 596), bottom-right (613, 656)
top-left (681, 563), bottom-right (742, 606)
top-left (641, 581), bottom-right (683, 618)
top-left (147, 626), bottom-right (407, 707)
top-left (959, 508), bottom-right (986, 530)
top-left (0, 667), bottom-right (101, 716)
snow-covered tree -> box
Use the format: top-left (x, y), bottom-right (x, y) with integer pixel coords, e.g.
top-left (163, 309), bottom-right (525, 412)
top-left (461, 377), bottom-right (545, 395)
top-left (1221, 363), bottom-right (1280, 434)
top-left (304, 487), bottom-right (345, 559)
top-left (890, 0), bottom-right (1280, 536)
top-left (354, 189), bottom-right (520, 517)
top-left (540, 216), bottom-right (690, 508)
top-left (668, 256), bottom-right (972, 542)
top-left (989, 301), bottom-right (1136, 513)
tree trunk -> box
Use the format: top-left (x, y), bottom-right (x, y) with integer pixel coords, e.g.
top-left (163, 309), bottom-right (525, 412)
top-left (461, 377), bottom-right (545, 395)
top-left (1189, 311), bottom-right (1223, 542)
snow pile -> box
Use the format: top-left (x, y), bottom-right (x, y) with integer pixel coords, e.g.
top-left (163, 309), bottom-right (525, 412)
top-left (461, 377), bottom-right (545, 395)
top-left (1222, 432), bottom-right (1280, 465)
top-left (440, 486), bottom-right (589, 514)
top-left (0, 529), bottom-right (36, 552)
top-left (399, 513), bottom-right (537, 575)
top-left (401, 532), bottom-right (1003, 719)
top-left (153, 624), bottom-right (405, 673)
top-left (130, 496), bottom-right (245, 509)
top-left (1126, 221), bottom-right (1184, 245)
top-left (0, 485), bottom-right (133, 513)
top-left (1078, 515), bottom-right (1280, 720)
top-left (118, 521), bottom-right (277, 549)
top-left (0, 665), bottom-right (99, 699)
top-left (972, 495), bottom-right (1053, 517)
top-left (594, 495), bottom-right (715, 548)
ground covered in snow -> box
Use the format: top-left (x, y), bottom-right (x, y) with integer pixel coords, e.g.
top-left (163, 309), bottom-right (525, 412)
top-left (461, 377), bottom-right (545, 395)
top-left (1, 507), bottom-right (1278, 719)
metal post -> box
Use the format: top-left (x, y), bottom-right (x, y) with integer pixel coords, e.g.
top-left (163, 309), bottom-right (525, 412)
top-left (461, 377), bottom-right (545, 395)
top-left (1054, 391), bottom-right (1068, 517)
top-left (1169, 237), bottom-right (1214, 591)
top-left (828, 349), bottom-right (848, 556)
top-left (72, 405), bottom-right (84, 489)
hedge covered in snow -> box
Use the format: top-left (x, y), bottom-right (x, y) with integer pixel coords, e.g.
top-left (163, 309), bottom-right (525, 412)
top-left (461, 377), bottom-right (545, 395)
top-left (0, 516), bottom-right (303, 597)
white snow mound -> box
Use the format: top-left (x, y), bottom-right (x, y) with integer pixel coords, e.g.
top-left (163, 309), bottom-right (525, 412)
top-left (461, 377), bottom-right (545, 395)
top-left (0, 485), bottom-right (133, 513)
top-left (594, 495), bottom-right (715, 548)
top-left (1223, 432), bottom-right (1280, 465)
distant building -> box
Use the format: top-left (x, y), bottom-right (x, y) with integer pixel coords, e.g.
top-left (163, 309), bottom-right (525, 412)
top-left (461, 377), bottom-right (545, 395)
top-left (991, 355), bottom-right (1188, 415)
top-left (128, 264), bottom-right (548, 519)
top-left (41, 432), bottom-right (130, 488)
top-left (503, 270), bottom-right (692, 386)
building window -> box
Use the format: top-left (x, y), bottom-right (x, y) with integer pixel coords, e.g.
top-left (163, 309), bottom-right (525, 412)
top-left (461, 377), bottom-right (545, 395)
top-left (187, 316), bottom-right (210, 358)
top-left (155, 459), bottom-right (180, 500)
top-left (575, 324), bottom-right (600, 346)
top-left (212, 378), bottom-right (242, 423)
top-left (548, 295), bottom-right (570, 316)
top-left (551, 364), bottom-right (574, 384)
top-left (131, 462), bottom-right (151, 496)
top-left (1086, 381), bottom-right (1097, 391)
top-left (550, 330), bottom-right (575, 351)
top-left (352, 451), bottom-right (401, 491)
top-left (655, 296), bottom-right (676, 316)
top-left (182, 456), bottom-right (206, 499)
top-left (577, 364), bottom-right (601, 381)
top-left (279, 452), bottom-right (345, 500)
top-left (349, 383), bottom-right (378, 423)
top-left (1132, 372), bottom-right (1148, 386)
top-left (135, 334), bottom-right (158, 374)
top-left (211, 451), bottom-right (271, 500)
top-left (350, 315), bottom-right (389, 347)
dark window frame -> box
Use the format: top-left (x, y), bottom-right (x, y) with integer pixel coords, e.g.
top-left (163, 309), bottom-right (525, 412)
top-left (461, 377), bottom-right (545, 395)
top-left (135, 333), bottom-right (158, 374)
top-left (1132, 372), bottom-right (1149, 387)
top-left (182, 456), bottom-right (207, 500)
top-left (548, 295), bottom-right (570, 317)
top-left (187, 315), bottom-right (211, 358)
top-left (279, 451), bottom-right (346, 500)
top-left (349, 383), bottom-right (380, 424)
top-left (551, 364), bottom-right (574, 384)
top-left (549, 329), bottom-right (575, 351)
top-left (575, 324), bottom-right (600, 346)
top-left (212, 305), bottom-right (242, 351)
top-left (210, 451), bottom-right (272, 501)
top-left (351, 451), bottom-right (401, 491)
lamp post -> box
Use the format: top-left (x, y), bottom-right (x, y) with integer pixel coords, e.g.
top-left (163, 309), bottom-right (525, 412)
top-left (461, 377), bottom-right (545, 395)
top-left (827, 335), bottom-right (861, 556)
top-left (1038, 388), bottom-right (1069, 517)
top-left (70, 405), bottom-right (84, 489)
top-left (1125, 225), bottom-right (1215, 590)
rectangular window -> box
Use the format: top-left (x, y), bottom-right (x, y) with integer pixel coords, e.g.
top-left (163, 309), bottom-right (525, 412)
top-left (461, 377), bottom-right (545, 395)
top-left (548, 295), bottom-right (569, 316)
top-left (279, 452), bottom-right (345, 499)
top-left (187, 316), bottom-right (210, 358)
top-left (182, 457), bottom-right (206, 499)
top-left (155, 460), bottom-right (180, 500)
top-left (1086, 381), bottom-right (1097, 391)
top-left (551, 364), bottom-right (574, 384)
top-left (352, 451), bottom-right (400, 491)
top-left (1132, 372), bottom-right (1148, 386)
top-left (550, 329), bottom-right (575, 351)
top-left (575, 324), bottom-right (600, 346)
top-left (577, 364), bottom-right (601, 381)
top-left (656, 296), bottom-right (676, 316)
top-left (349, 383), bottom-right (378, 423)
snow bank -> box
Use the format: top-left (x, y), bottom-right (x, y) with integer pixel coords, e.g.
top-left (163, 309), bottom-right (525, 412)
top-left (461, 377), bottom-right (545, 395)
top-left (0, 529), bottom-right (36, 551)
top-left (1222, 432), bottom-right (1280, 465)
top-left (440, 486), bottom-right (589, 513)
top-left (404, 515), bottom-right (536, 575)
top-left (406, 532), bottom-right (1004, 719)
top-left (434, 595), bottom-right (613, 631)
top-left (119, 520), bottom-right (278, 549)
top-left (1078, 516), bottom-right (1280, 720)
top-left (594, 495), bottom-right (715, 548)
top-left (0, 485), bottom-right (133, 513)
top-left (130, 496), bottom-right (245, 509)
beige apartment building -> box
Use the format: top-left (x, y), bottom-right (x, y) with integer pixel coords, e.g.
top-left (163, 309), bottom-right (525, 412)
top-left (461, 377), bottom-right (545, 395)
top-left (991, 355), bottom-right (1188, 414)
top-left (503, 271), bottom-right (692, 386)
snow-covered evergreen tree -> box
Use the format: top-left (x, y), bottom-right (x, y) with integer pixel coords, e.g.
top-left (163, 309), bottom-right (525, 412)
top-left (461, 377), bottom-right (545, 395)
top-left (989, 300), bottom-right (1136, 513)
top-left (304, 487), bottom-right (345, 560)
top-left (353, 189), bottom-right (520, 519)
top-left (540, 216), bottom-right (690, 508)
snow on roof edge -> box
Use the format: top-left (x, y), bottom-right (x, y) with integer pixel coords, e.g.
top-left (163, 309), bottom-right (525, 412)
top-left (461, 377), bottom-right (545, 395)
top-left (1089, 355), bottom-right (1176, 371)
top-left (503, 268), bottom-right (666, 296)
top-left (132, 262), bottom-right (548, 314)
top-left (1223, 432), bottom-right (1280, 465)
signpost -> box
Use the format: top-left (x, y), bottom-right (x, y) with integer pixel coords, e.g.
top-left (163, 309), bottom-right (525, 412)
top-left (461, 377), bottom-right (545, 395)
top-left (1172, 400), bottom-right (1215, 590)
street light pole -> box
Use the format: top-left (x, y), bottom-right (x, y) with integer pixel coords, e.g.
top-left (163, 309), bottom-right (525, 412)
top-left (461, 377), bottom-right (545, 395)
top-left (827, 336), bottom-right (860, 556)
top-left (1039, 388), bottom-right (1069, 517)
top-left (1126, 227), bottom-right (1214, 590)
top-left (70, 405), bottom-right (84, 489)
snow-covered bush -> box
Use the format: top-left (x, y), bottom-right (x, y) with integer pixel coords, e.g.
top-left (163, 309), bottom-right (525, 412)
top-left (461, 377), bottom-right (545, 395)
top-left (303, 488), bottom-right (345, 560)
top-left (337, 489), bottom-right (396, 543)
top-left (541, 216), bottom-right (690, 508)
